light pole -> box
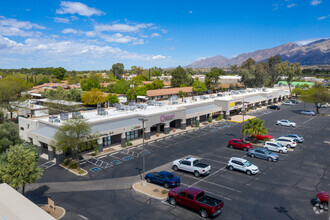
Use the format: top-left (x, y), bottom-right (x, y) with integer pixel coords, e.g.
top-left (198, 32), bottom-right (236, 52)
top-left (138, 118), bottom-right (148, 185)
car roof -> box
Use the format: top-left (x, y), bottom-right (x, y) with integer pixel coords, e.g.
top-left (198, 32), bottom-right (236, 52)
top-left (230, 157), bottom-right (246, 162)
top-left (158, 171), bottom-right (172, 176)
top-left (253, 148), bottom-right (267, 151)
top-left (277, 137), bottom-right (294, 140)
top-left (185, 187), bottom-right (203, 195)
top-left (265, 141), bottom-right (279, 144)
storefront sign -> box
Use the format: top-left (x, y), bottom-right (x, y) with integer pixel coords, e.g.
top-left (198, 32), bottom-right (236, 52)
top-left (160, 114), bottom-right (175, 122)
top-left (230, 102), bottom-right (235, 107)
top-left (131, 125), bottom-right (141, 130)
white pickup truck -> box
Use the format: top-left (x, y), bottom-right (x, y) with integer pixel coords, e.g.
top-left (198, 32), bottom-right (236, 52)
top-left (172, 157), bottom-right (211, 177)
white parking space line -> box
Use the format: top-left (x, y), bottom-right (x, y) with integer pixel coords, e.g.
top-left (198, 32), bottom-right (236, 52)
top-left (302, 116), bottom-right (317, 124)
top-left (203, 189), bottom-right (231, 201)
top-left (97, 155), bottom-right (107, 159)
top-left (198, 180), bottom-right (242, 193)
top-left (202, 158), bottom-right (228, 165)
top-left (204, 154), bottom-right (230, 160)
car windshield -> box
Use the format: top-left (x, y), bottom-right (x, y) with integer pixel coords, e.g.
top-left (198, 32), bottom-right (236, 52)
top-left (265, 150), bottom-right (272, 154)
top-left (167, 173), bottom-right (174, 179)
top-left (277, 143), bottom-right (284, 147)
top-left (244, 161), bottom-right (252, 167)
top-left (241, 141), bottom-right (248, 144)
top-left (193, 160), bottom-right (199, 166)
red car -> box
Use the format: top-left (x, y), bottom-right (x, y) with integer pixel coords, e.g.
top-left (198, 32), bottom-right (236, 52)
top-left (168, 187), bottom-right (224, 218)
top-left (256, 134), bottom-right (273, 140)
top-left (227, 139), bottom-right (253, 151)
top-left (313, 192), bottom-right (329, 210)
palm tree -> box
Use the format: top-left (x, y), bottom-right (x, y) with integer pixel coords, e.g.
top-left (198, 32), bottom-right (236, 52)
top-left (242, 118), bottom-right (268, 143)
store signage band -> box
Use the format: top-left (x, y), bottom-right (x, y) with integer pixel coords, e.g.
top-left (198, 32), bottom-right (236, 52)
top-left (160, 114), bottom-right (175, 122)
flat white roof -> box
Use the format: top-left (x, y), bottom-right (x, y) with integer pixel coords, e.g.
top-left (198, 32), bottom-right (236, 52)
top-left (0, 183), bottom-right (55, 220)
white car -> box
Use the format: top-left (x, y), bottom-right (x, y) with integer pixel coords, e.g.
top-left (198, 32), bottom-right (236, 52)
top-left (273, 137), bottom-right (297, 148)
top-left (226, 157), bottom-right (259, 175)
top-left (263, 141), bottom-right (288, 154)
top-left (172, 157), bottom-right (211, 177)
top-left (283, 101), bottom-right (294, 106)
top-left (276, 119), bottom-right (296, 127)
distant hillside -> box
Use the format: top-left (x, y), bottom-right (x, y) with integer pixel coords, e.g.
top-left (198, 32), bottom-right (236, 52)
top-left (187, 38), bottom-right (330, 68)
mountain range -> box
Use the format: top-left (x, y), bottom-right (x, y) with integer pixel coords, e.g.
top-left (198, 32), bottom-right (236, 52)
top-left (186, 38), bottom-right (330, 68)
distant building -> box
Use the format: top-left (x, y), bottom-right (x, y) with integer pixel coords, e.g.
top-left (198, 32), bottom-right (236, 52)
top-left (142, 81), bottom-right (171, 88)
top-left (303, 77), bottom-right (324, 83)
top-left (151, 74), bottom-right (172, 82)
top-left (219, 75), bottom-right (241, 84)
top-left (146, 87), bottom-right (194, 100)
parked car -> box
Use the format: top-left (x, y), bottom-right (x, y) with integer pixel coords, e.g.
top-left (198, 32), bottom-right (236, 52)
top-left (300, 110), bottom-right (316, 116)
top-left (290, 100), bottom-right (300, 104)
top-left (256, 134), bottom-right (273, 140)
top-left (172, 157), bottom-right (211, 177)
top-left (276, 119), bottom-right (296, 127)
top-left (283, 101), bottom-right (294, 106)
top-left (247, 148), bottom-right (279, 162)
top-left (312, 192), bottom-right (329, 211)
top-left (263, 141), bottom-right (288, 154)
top-left (145, 171), bottom-right (180, 188)
top-left (227, 139), bottom-right (253, 151)
top-left (168, 187), bottom-right (224, 218)
top-left (282, 134), bottom-right (304, 143)
top-left (316, 103), bottom-right (328, 108)
top-left (272, 137), bottom-right (297, 148)
top-left (267, 105), bottom-right (280, 110)
top-left (226, 157), bottom-right (259, 175)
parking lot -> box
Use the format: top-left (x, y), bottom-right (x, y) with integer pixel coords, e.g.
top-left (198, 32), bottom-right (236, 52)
top-left (28, 102), bottom-right (330, 220)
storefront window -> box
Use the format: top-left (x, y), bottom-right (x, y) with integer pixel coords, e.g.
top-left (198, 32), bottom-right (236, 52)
top-left (103, 136), bottom-right (111, 146)
top-left (126, 130), bottom-right (139, 140)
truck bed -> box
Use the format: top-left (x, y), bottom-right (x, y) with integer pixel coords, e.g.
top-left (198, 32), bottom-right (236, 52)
top-left (194, 162), bottom-right (209, 168)
top-left (197, 195), bottom-right (223, 207)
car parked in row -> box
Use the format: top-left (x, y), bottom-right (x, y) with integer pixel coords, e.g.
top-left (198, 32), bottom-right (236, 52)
top-left (172, 157), bottom-right (211, 177)
top-left (263, 141), bottom-right (288, 154)
top-left (283, 101), bottom-right (294, 106)
top-left (227, 139), bottom-right (253, 151)
top-left (276, 119), bottom-right (296, 127)
top-left (256, 134), bottom-right (273, 140)
top-left (168, 187), bottom-right (224, 218)
top-left (247, 148), bottom-right (279, 162)
top-left (227, 157), bottom-right (259, 175)
top-left (267, 105), bottom-right (280, 110)
top-left (312, 191), bottom-right (329, 211)
top-left (289, 100), bottom-right (299, 104)
top-left (272, 137), bottom-right (297, 148)
top-left (282, 134), bottom-right (304, 143)
top-left (145, 171), bottom-right (180, 188)
top-left (300, 110), bottom-right (316, 116)
top-left (315, 103), bottom-right (328, 108)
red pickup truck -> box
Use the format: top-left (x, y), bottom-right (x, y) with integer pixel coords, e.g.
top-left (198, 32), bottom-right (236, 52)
top-left (168, 187), bottom-right (224, 218)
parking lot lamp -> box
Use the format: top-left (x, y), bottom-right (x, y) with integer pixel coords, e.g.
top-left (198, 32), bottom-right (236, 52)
top-left (138, 118), bottom-right (148, 184)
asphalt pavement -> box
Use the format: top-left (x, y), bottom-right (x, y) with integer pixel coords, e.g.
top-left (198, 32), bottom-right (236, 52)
top-left (26, 103), bottom-right (330, 220)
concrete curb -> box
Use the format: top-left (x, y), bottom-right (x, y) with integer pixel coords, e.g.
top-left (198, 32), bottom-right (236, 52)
top-left (132, 182), bottom-right (168, 200)
top-left (59, 164), bottom-right (88, 176)
top-left (39, 205), bottom-right (66, 220)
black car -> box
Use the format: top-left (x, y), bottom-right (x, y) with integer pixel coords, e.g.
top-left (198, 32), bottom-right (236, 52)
top-left (267, 105), bottom-right (280, 110)
top-left (290, 100), bottom-right (299, 104)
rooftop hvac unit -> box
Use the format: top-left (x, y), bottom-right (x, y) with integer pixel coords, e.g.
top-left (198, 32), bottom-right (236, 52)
top-left (147, 100), bottom-right (156, 106)
top-left (48, 116), bottom-right (58, 123)
top-left (97, 108), bottom-right (108, 115)
top-left (60, 113), bottom-right (69, 120)
top-left (72, 112), bottom-right (83, 119)
top-left (136, 104), bottom-right (147, 109)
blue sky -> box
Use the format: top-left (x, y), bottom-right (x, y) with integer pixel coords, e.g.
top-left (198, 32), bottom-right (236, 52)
top-left (0, 0), bottom-right (329, 70)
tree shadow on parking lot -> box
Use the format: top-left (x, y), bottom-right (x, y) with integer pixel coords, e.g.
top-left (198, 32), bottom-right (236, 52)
top-left (25, 185), bottom-right (50, 204)
top-left (274, 207), bottom-right (295, 220)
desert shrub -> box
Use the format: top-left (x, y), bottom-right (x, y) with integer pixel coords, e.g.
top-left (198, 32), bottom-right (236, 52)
top-left (64, 159), bottom-right (71, 166)
top-left (208, 117), bottom-right (212, 123)
top-left (69, 162), bottom-right (78, 169)
top-left (78, 155), bottom-right (84, 160)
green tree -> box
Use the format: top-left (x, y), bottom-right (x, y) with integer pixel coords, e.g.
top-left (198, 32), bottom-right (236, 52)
top-left (242, 118), bottom-right (268, 143)
top-left (130, 66), bottom-right (144, 75)
top-left (145, 80), bottom-right (165, 90)
top-left (81, 88), bottom-right (107, 106)
top-left (192, 80), bottom-right (206, 94)
top-left (52, 67), bottom-right (66, 80)
top-left (132, 75), bottom-right (148, 83)
top-left (108, 79), bottom-right (131, 94)
top-left (111, 63), bottom-right (125, 79)
top-left (81, 74), bottom-right (101, 91)
top-left (126, 86), bottom-right (148, 101)
top-left (0, 76), bottom-right (30, 119)
top-left (171, 66), bottom-right (189, 87)
top-left (106, 93), bottom-right (119, 104)
top-left (267, 55), bottom-right (281, 83)
top-left (275, 61), bottom-right (301, 95)
top-left (301, 84), bottom-right (330, 114)
top-left (0, 144), bottom-right (43, 195)
top-left (205, 68), bottom-right (224, 91)
top-left (0, 122), bottom-right (22, 153)
top-left (53, 118), bottom-right (92, 167)
top-left (40, 76), bottom-right (50, 84)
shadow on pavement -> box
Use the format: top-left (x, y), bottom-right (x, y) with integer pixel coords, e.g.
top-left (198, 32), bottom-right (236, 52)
top-left (25, 185), bottom-right (50, 204)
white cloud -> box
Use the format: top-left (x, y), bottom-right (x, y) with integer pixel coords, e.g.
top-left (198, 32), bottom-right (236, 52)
top-left (317, 15), bottom-right (329, 20)
top-left (94, 23), bottom-right (153, 33)
top-left (62, 28), bottom-right (80, 34)
top-left (287, 4), bottom-right (297, 8)
top-left (54, 17), bottom-right (70, 23)
top-left (161, 29), bottom-right (168, 34)
top-left (272, 4), bottom-right (279, 11)
top-left (188, 11), bottom-right (193, 14)
top-left (0, 35), bottom-right (166, 61)
top-left (295, 38), bottom-right (324, 45)
top-left (100, 33), bottom-right (144, 44)
top-left (151, 33), bottom-right (160, 37)
top-left (0, 16), bottom-right (45, 37)
top-left (310, 0), bottom-right (321, 5)
top-left (56, 1), bottom-right (104, 17)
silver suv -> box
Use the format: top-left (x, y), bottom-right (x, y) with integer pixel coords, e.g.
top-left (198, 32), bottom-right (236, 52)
top-left (226, 157), bottom-right (259, 175)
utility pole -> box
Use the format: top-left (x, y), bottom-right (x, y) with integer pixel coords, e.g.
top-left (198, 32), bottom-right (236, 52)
top-left (149, 69), bottom-right (151, 81)
top-left (138, 118), bottom-right (148, 185)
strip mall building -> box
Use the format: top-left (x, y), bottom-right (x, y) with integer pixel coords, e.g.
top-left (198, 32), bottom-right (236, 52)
top-left (19, 87), bottom-right (289, 163)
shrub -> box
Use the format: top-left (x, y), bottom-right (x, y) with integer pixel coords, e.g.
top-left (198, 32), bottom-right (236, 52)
top-left (69, 162), bottom-right (78, 169)
top-left (217, 115), bottom-right (223, 121)
top-left (208, 117), bottom-right (212, 123)
top-left (94, 146), bottom-right (98, 155)
top-left (202, 122), bottom-right (208, 125)
top-left (64, 159), bottom-right (71, 166)
top-left (78, 170), bottom-right (85, 175)
top-left (126, 140), bottom-right (133, 146)
top-left (78, 155), bottom-right (84, 160)
top-left (195, 122), bottom-right (200, 127)
top-left (161, 189), bottom-right (167, 195)
top-left (91, 153), bottom-right (96, 156)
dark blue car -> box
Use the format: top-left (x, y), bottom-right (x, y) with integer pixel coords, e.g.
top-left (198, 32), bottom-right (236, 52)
top-left (145, 171), bottom-right (180, 188)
